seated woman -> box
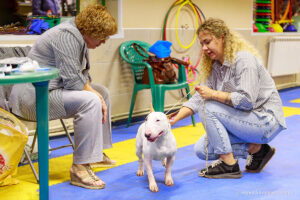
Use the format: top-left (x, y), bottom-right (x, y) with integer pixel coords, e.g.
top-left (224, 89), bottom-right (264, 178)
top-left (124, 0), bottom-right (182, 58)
top-left (32, 0), bottom-right (61, 16)
top-left (9, 4), bottom-right (117, 189)
top-left (171, 18), bottom-right (286, 179)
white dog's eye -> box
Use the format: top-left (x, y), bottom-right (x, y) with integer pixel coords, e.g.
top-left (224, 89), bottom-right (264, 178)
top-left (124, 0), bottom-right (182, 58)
top-left (156, 119), bottom-right (160, 122)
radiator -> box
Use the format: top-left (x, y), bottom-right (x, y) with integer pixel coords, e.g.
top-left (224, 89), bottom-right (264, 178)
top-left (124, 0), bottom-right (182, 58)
top-left (267, 36), bottom-right (300, 77)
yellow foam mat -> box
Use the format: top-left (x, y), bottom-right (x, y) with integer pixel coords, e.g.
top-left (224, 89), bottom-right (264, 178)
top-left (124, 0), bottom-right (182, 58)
top-left (283, 106), bottom-right (300, 117)
top-left (290, 98), bottom-right (300, 103)
top-left (0, 123), bottom-right (205, 200)
top-left (1, 104), bottom-right (298, 199)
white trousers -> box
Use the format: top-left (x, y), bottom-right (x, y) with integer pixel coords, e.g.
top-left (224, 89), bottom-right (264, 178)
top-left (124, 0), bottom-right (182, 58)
top-left (62, 84), bottom-right (112, 164)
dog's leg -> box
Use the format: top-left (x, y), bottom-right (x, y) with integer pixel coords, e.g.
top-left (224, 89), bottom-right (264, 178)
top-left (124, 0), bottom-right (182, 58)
top-left (164, 155), bottom-right (175, 186)
top-left (136, 143), bottom-right (144, 176)
top-left (161, 157), bottom-right (166, 167)
top-left (136, 156), bottom-right (144, 176)
top-left (144, 156), bottom-right (158, 192)
top-left (136, 126), bottom-right (144, 176)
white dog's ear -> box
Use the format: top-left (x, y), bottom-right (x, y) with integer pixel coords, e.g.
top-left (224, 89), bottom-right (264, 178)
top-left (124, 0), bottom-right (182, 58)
top-left (150, 103), bottom-right (155, 113)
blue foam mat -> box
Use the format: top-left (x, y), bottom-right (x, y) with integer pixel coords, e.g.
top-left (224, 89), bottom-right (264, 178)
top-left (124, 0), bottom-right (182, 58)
top-left (279, 87), bottom-right (300, 108)
top-left (49, 115), bottom-right (299, 200)
top-left (47, 87), bottom-right (300, 199)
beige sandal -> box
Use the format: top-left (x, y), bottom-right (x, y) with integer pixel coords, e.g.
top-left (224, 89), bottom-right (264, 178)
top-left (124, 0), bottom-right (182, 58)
top-left (70, 164), bottom-right (105, 189)
top-left (90, 153), bottom-right (116, 168)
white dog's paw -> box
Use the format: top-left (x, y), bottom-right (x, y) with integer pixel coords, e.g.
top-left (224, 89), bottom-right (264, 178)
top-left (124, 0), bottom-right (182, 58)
top-left (149, 182), bottom-right (159, 192)
top-left (161, 158), bottom-right (167, 167)
top-left (165, 176), bottom-right (174, 186)
top-left (136, 169), bottom-right (144, 176)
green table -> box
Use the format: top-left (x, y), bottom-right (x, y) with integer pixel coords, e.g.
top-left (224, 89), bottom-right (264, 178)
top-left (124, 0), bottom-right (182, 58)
top-left (0, 68), bottom-right (59, 200)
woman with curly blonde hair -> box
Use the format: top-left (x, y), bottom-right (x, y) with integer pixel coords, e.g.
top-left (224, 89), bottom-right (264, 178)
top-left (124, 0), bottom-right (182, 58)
top-left (171, 18), bottom-right (286, 179)
top-left (10, 4), bottom-right (117, 189)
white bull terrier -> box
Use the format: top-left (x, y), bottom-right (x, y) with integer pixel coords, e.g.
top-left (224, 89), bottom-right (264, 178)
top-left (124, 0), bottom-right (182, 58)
top-left (136, 111), bottom-right (177, 192)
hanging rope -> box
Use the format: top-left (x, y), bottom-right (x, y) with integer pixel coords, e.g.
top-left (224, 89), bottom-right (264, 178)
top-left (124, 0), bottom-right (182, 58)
top-left (164, 81), bottom-right (209, 173)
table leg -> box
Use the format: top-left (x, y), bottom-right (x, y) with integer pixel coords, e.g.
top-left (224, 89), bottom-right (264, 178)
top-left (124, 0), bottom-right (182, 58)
top-left (33, 81), bottom-right (49, 200)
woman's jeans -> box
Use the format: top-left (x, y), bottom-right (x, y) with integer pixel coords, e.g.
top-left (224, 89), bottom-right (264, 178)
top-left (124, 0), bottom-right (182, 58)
top-left (194, 101), bottom-right (283, 160)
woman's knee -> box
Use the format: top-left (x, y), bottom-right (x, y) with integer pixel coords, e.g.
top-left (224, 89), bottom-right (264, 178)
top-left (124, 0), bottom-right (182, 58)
top-left (88, 92), bottom-right (102, 106)
top-left (92, 84), bottom-right (110, 101)
top-left (262, 123), bottom-right (283, 143)
top-left (77, 92), bottom-right (102, 113)
top-left (204, 101), bottom-right (226, 113)
top-left (198, 101), bottom-right (219, 123)
top-left (194, 137), bottom-right (207, 160)
top-left (101, 87), bottom-right (110, 101)
top-left (63, 90), bottom-right (103, 118)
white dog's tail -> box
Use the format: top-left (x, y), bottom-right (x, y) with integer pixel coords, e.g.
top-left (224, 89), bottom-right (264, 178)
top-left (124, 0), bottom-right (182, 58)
top-left (150, 103), bottom-right (155, 112)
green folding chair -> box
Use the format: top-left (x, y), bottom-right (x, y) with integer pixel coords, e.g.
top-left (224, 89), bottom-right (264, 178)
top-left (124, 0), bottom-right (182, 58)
top-left (119, 40), bottom-right (196, 127)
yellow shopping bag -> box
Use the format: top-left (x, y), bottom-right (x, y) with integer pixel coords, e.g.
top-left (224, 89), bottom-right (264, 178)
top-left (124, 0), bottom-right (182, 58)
top-left (0, 107), bottom-right (28, 186)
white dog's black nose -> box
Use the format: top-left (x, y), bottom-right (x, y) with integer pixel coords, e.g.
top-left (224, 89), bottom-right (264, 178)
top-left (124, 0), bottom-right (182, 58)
top-left (145, 133), bottom-right (151, 138)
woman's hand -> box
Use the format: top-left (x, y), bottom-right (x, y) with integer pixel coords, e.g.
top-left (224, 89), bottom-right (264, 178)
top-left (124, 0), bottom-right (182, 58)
top-left (167, 110), bottom-right (179, 126)
top-left (83, 80), bottom-right (108, 123)
top-left (195, 86), bottom-right (215, 100)
top-left (168, 107), bottom-right (193, 126)
top-left (195, 85), bottom-right (233, 106)
top-left (97, 94), bottom-right (107, 124)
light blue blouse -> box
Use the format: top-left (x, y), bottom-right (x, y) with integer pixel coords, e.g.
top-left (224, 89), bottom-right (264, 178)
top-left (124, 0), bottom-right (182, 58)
top-left (183, 51), bottom-right (286, 128)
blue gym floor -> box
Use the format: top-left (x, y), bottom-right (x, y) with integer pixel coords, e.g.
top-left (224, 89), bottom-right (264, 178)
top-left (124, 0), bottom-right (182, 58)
top-left (2, 87), bottom-right (299, 200)
top-left (49, 87), bottom-right (300, 200)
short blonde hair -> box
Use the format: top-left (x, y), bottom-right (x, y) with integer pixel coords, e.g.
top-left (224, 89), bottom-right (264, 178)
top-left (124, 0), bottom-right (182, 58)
top-left (197, 18), bottom-right (260, 82)
top-left (75, 4), bottom-right (117, 40)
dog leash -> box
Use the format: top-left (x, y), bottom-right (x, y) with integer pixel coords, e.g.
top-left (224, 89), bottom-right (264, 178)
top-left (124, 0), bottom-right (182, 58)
top-left (201, 99), bottom-right (209, 171)
top-left (164, 84), bottom-right (210, 172)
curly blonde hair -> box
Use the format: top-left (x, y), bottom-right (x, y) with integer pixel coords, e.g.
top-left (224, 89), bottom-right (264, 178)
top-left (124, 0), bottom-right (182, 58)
top-left (75, 4), bottom-right (117, 40)
top-left (196, 18), bottom-right (260, 82)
